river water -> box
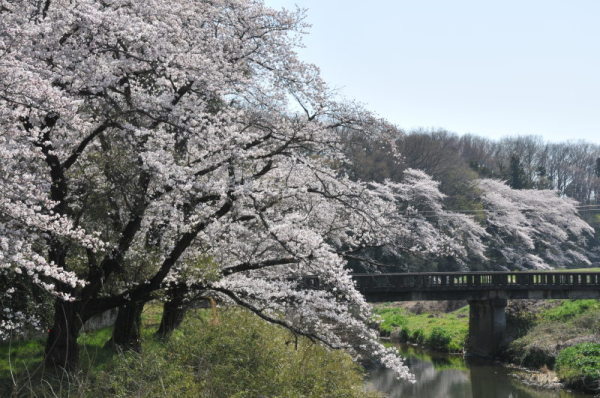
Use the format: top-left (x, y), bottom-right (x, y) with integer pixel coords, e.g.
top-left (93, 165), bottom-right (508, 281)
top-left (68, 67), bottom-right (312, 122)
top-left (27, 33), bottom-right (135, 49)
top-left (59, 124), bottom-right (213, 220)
top-left (366, 345), bottom-right (591, 398)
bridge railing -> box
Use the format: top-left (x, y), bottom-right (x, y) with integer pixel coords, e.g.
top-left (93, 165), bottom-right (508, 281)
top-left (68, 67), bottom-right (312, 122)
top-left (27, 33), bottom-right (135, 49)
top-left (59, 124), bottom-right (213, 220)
top-left (352, 272), bottom-right (600, 291)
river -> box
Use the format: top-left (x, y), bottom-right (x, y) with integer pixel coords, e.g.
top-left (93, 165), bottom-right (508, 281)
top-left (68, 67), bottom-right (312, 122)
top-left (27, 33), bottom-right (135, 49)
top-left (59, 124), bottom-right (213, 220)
top-left (366, 344), bottom-right (591, 398)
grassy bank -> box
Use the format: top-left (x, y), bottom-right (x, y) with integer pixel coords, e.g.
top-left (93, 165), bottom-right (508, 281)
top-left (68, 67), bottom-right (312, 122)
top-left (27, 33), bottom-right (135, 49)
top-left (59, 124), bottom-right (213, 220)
top-left (1, 304), bottom-right (379, 397)
top-left (508, 299), bottom-right (600, 369)
top-left (374, 305), bottom-right (468, 353)
top-left (512, 299), bottom-right (600, 394)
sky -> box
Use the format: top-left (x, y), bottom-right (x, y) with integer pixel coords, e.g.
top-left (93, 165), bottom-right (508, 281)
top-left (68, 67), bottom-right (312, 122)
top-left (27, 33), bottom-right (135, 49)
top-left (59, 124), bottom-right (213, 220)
top-left (264, 0), bottom-right (600, 144)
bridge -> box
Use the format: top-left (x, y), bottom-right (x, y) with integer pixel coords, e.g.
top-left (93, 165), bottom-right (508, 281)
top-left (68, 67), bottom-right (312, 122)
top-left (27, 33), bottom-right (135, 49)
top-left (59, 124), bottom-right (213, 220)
top-left (351, 271), bottom-right (600, 358)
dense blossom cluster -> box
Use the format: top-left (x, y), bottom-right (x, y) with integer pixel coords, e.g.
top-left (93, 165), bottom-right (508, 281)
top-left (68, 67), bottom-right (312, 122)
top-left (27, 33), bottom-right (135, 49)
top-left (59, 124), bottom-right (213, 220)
top-left (0, 133), bottom-right (92, 291)
top-left (0, 0), bottom-right (594, 378)
top-left (478, 179), bottom-right (594, 269)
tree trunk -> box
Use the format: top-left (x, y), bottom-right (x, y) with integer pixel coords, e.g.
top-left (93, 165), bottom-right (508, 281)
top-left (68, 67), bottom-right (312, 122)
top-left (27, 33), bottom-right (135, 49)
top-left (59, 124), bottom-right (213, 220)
top-left (156, 290), bottom-right (187, 339)
top-left (106, 301), bottom-right (144, 352)
top-left (44, 300), bottom-right (83, 370)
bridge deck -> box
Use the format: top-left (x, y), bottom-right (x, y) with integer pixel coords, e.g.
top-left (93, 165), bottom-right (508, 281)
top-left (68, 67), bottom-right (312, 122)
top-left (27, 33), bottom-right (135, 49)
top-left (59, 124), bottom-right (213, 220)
top-left (351, 271), bottom-right (600, 301)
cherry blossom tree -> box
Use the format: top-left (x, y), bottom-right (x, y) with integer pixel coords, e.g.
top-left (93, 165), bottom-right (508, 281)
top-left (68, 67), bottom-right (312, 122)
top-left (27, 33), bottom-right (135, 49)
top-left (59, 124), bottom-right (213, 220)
top-left (0, 0), bottom-right (447, 376)
top-left (0, 0), bottom-right (593, 380)
top-left (477, 179), bottom-right (594, 269)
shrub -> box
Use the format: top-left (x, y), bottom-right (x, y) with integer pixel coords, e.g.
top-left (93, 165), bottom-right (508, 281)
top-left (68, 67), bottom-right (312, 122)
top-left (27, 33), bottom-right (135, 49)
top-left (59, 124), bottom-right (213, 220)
top-left (556, 343), bottom-right (600, 393)
top-left (91, 347), bottom-right (199, 397)
top-left (410, 329), bottom-right (425, 345)
top-left (426, 327), bottom-right (452, 352)
top-left (510, 343), bottom-right (556, 369)
top-left (398, 327), bottom-right (410, 343)
top-left (94, 309), bottom-right (376, 398)
top-left (4, 308), bottom-right (380, 398)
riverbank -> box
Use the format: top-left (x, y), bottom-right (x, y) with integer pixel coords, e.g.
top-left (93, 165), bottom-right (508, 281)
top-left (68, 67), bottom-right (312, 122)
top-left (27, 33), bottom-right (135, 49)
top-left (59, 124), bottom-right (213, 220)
top-left (508, 365), bottom-right (562, 390)
top-left (374, 299), bottom-right (600, 394)
top-left (375, 302), bottom-right (468, 353)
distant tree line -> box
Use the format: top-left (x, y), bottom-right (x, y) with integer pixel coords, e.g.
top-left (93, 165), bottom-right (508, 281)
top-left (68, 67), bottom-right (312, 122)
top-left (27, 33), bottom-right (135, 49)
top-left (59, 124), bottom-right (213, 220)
top-left (345, 130), bottom-right (600, 205)
top-left (342, 129), bottom-right (600, 271)
top-left (458, 134), bottom-right (600, 204)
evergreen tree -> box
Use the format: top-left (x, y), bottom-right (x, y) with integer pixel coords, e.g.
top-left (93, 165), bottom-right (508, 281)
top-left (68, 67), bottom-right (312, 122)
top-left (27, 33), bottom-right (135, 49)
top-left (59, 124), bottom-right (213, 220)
top-left (507, 154), bottom-right (532, 189)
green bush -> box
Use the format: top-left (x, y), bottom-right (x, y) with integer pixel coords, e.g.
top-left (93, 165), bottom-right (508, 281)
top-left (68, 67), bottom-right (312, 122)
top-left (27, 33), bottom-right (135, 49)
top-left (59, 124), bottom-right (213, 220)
top-left (91, 347), bottom-right (200, 397)
top-left (410, 329), bottom-right (425, 345)
top-left (556, 343), bottom-right (600, 393)
top-left (508, 342), bottom-right (556, 369)
top-left (398, 327), bottom-right (410, 343)
top-left (426, 327), bottom-right (452, 352)
top-left (92, 309), bottom-right (377, 398)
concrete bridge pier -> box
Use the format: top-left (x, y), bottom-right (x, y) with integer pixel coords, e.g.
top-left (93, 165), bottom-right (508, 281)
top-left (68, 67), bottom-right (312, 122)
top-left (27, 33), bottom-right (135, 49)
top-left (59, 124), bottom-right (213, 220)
top-left (466, 298), bottom-right (507, 358)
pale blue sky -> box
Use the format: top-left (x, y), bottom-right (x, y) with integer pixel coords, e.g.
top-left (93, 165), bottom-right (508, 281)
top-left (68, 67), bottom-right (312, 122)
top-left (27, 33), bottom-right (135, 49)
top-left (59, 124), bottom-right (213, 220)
top-left (265, 0), bottom-right (600, 144)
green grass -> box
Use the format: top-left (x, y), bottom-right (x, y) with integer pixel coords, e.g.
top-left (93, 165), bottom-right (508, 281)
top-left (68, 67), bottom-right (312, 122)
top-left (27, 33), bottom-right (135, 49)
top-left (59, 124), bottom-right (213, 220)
top-left (0, 337), bottom-right (46, 380)
top-left (0, 326), bottom-right (117, 393)
top-left (374, 305), bottom-right (468, 353)
top-left (1, 304), bottom-right (379, 397)
top-left (541, 299), bottom-right (600, 322)
top-left (375, 307), bottom-right (408, 333)
top-left (0, 329), bottom-right (117, 382)
top-left (0, 303), bottom-right (167, 386)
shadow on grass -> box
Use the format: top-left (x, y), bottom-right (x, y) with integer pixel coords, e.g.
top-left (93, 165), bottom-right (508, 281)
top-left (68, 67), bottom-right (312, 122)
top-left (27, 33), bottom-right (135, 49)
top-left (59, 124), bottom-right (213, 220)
top-left (0, 303), bottom-right (167, 395)
top-left (78, 327), bottom-right (115, 372)
top-left (0, 327), bottom-right (116, 396)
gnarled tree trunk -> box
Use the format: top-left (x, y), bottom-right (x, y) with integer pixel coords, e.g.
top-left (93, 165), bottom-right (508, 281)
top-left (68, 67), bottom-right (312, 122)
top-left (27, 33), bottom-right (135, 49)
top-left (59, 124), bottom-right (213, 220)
top-left (44, 300), bottom-right (83, 370)
top-left (106, 301), bottom-right (144, 352)
top-left (156, 289), bottom-right (187, 339)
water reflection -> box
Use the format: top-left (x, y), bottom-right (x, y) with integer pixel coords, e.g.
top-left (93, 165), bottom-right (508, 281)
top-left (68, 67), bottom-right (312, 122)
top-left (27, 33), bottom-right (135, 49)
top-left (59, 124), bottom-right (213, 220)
top-left (367, 345), bottom-right (590, 398)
